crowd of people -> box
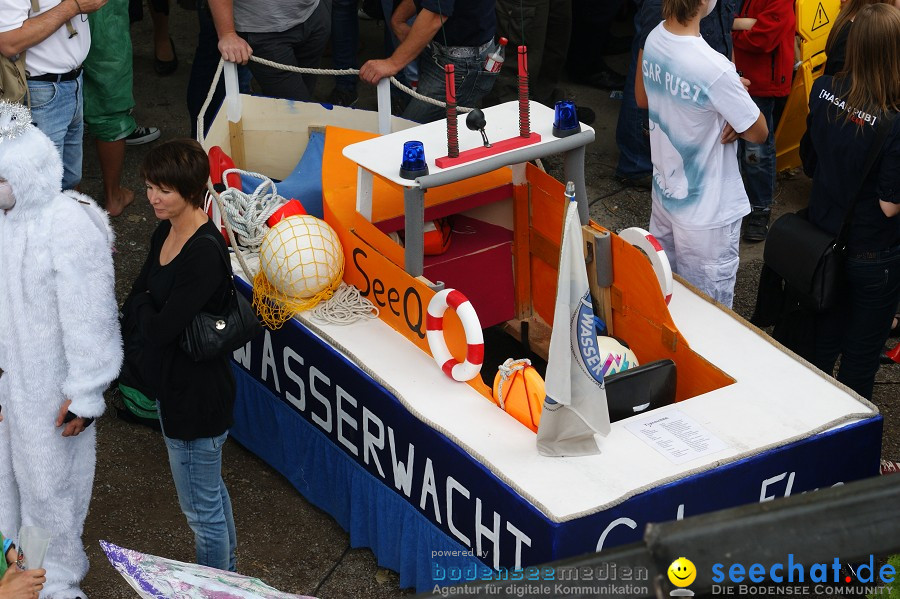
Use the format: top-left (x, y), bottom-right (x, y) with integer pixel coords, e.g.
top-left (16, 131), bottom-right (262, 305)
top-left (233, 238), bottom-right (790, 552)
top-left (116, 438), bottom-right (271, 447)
top-left (0, 0), bottom-right (897, 596)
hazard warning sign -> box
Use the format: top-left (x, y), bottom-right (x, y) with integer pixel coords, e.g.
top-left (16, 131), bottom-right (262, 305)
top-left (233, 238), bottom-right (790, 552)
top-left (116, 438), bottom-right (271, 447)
top-left (812, 2), bottom-right (830, 30)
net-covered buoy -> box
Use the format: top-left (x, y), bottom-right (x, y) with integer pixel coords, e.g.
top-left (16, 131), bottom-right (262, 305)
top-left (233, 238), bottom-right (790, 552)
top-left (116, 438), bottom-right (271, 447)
top-left (254, 215), bottom-right (344, 328)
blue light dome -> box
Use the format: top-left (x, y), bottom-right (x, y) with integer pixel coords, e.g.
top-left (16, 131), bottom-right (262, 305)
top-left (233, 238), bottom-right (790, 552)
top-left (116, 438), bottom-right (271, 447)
top-left (552, 100), bottom-right (581, 138)
top-left (399, 140), bottom-right (429, 179)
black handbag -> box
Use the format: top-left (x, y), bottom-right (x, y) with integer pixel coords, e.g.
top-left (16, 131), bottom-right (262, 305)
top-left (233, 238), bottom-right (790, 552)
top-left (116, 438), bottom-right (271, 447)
top-left (764, 113), bottom-right (894, 313)
top-left (180, 234), bottom-right (263, 361)
top-left (764, 210), bottom-right (845, 313)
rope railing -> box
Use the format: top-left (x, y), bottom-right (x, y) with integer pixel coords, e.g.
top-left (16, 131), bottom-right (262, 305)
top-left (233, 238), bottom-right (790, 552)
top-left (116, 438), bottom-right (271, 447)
top-left (197, 56), bottom-right (474, 142)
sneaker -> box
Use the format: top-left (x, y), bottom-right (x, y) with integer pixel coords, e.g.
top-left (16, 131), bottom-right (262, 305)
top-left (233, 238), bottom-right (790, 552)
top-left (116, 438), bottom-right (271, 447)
top-left (125, 126), bottom-right (161, 146)
top-left (743, 207), bottom-right (770, 242)
top-left (327, 86), bottom-right (358, 108)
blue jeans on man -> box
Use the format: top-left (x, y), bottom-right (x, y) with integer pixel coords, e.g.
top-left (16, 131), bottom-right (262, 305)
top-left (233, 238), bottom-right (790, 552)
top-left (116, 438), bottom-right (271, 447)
top-left (162, 428), bottom-right (238, 571)
top-left (402, 41), bottom-right (498, 124)
top-left (813, 246), bottom-right (900, 399)
top-left (739, 96), bottom-right (777, 241)
top-left (331, 0), bottom-right (359, 93)
top-left (187, 4), bottom-right (254, 138)
top-left (740, 96), bottom-right (776, 211)
top-left (28, 77), bottom-right (83, 190)
top-left (614, 10), bottom-right (651, 182)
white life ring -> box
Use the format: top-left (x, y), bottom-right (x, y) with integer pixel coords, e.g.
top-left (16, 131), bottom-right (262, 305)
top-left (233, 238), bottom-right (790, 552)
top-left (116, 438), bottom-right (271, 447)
top-left (619, 227), bottom-right (674, 304)
top-left (426, 289), bottom-right (484, 382)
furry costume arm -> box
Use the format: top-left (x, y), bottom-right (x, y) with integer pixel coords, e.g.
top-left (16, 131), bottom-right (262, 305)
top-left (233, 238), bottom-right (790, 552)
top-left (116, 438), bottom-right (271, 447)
top-left (50, 194), bottom-right (123, 419)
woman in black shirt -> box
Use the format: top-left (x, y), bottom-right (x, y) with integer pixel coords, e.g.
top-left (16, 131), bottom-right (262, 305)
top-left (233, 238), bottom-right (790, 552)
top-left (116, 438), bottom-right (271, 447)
top-left (823, 0), bottom-right (897, 76)
top-left (127, 139), bottom-right (237, 570)
top-left (802, 4), bottom-right (900, 398)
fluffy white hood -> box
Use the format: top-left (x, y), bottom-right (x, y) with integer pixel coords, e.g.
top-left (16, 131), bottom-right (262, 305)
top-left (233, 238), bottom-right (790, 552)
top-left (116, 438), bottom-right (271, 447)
top-left (0, 102), bottom-right (62, 217)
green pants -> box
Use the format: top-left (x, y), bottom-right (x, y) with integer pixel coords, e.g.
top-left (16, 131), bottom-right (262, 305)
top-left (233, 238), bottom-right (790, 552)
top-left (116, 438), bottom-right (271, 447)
top-left (83, 0), bottom-right (136, 142)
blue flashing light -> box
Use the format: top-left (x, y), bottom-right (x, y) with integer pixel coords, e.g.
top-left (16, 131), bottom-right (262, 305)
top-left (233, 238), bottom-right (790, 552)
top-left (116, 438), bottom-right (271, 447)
top-left (399, 140), bottom-right (429, 179)
top-left (552, 100), bottom-right (581, 138)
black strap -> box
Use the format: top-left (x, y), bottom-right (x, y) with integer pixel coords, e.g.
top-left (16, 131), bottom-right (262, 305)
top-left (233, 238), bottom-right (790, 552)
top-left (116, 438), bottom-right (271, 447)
top-left (187, 233), bottom-right (237, 306)
top-left (191, 233), bottom-right (233, 278)
top-left (836, 112), bottom-right (896, 248)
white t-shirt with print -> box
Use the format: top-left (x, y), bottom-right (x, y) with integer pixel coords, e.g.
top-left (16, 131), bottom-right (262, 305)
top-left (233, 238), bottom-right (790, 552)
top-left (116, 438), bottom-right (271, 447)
top-left (642, 22), bottom-right (759, 230)
top-left (0, 0), bottom-right (90, 76)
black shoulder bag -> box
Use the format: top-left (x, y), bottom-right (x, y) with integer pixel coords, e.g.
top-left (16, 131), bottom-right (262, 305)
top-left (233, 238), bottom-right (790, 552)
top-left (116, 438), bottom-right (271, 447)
top-left (764, 112), bottom-right (894, 313)
top-left (180, 234), bottom-right (263, 361)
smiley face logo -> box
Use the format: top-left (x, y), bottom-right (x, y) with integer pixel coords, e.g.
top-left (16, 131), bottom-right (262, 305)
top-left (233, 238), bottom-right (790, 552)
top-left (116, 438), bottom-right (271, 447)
top-left (668, 557), bottom-right (696, 587)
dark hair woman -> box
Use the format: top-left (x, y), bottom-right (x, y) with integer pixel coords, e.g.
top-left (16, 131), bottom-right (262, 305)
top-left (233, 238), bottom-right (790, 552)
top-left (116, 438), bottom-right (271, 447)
top-left (126, 138), bottom-right (237, 569)
top-left (823, 0), bottom-right (899, 75)
top-left (801, 4), bottom-right (900, 399)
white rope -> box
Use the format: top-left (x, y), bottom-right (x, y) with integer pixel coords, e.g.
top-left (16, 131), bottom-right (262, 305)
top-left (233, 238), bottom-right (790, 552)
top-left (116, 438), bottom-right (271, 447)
top-left (215, 169), bottom-right (287, 251)
top-left (248, 56), bottom-right (360, 77)
top-left (196, 57), bottom-right (474, 126)
top-left (197, 59), bottom-right (224, 146)
top-left (309, 282), bottom-right (379, 325)
top-left (206, 179), bottom-right (257, 281)
top-left (248, 55), bottom-right (474, 113)
top-left (495, 358), bottom-right (531, 410)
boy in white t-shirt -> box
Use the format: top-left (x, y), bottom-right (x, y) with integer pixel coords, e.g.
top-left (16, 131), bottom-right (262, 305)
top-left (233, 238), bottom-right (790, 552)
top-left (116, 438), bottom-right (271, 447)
top-left (635, 0), bottom-right (767, 308)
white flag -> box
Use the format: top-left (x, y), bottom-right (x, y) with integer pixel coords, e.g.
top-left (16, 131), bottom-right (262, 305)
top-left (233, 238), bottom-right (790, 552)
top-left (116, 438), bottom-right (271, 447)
top-left (536, 197), bottom-right (611, 457)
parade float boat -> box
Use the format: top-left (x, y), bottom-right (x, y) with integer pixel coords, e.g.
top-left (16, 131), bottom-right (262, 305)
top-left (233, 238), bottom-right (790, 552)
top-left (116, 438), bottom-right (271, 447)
top-left (199, 66), bottom-right (880, 592)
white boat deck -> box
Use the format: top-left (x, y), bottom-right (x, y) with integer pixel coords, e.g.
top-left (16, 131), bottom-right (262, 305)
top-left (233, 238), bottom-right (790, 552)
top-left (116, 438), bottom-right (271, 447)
top-left (280, 277), bottom-right (877, 523)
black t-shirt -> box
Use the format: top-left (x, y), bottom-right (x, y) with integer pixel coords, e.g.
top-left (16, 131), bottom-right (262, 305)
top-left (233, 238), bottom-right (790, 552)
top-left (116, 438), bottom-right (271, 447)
top-left (128, 219), bottom-right (236, 440)
top-left (803, 76), bottom-right (900, 252)
top-left (417, 0), bottom-right (495, 48)
top-left (823, 21), bottom-right (851, 76)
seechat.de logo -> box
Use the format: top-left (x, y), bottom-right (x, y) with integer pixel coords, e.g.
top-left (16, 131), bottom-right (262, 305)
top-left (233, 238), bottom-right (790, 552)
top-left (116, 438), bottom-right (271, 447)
top-left (667, 557), bottom-right (696, 596)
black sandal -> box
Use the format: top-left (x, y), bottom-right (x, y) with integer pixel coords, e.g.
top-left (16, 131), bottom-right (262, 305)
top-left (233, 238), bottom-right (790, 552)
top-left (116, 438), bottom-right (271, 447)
top-left (890, 313), bottom-right (900, 338)
top-left (154, 36), bottom-right (178, 76)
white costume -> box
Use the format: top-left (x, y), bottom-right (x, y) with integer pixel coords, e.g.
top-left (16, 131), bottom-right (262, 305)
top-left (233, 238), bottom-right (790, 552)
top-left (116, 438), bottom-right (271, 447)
top-left (0, 103), bottom-right (122, 598)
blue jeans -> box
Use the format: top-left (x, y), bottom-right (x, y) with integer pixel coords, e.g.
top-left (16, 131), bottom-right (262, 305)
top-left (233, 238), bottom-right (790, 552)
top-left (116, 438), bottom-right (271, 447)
top-left (331, 0), bottom-right (358, 91)
top-left (739, 96), bottom-right (776, 210)
top-left (380, 0), bottom-right (417, 87)
top-left (402, 42), bottom-right (498, 124)
top-left (614, 9), bottom-right (651, 180)
top-left (28, 76), bottom-right (84, 190)
top-left (813, 245), bottom-right (900, 399)
top-left (161, 425), bottom-right (237, 571)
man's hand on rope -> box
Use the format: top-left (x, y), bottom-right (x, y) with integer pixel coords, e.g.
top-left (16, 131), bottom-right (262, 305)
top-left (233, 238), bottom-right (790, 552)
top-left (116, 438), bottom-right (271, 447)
top-left (359, 58), bottom-right (401, 85)
top-left (218, 32), bottom-right (252, 65)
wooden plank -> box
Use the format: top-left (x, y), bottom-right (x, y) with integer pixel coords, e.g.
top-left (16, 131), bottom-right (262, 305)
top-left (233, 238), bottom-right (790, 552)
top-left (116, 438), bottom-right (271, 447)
top-left (582, 226), bottom-right (614, 336)
top-left (512, 182), bottom-right (532, 319)
top-left (228, 118), bottom-right (246, 170)
top-left (608, 234), bottom-right (733, 402)
top-left (501, 315), bottom-right (552, 362)
top-left (529, 229), bottom-right (559, 271)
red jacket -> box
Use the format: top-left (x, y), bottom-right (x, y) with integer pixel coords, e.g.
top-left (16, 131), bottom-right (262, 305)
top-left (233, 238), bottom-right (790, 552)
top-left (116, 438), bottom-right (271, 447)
top-left (732, 0), bottom-right (796, 97)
